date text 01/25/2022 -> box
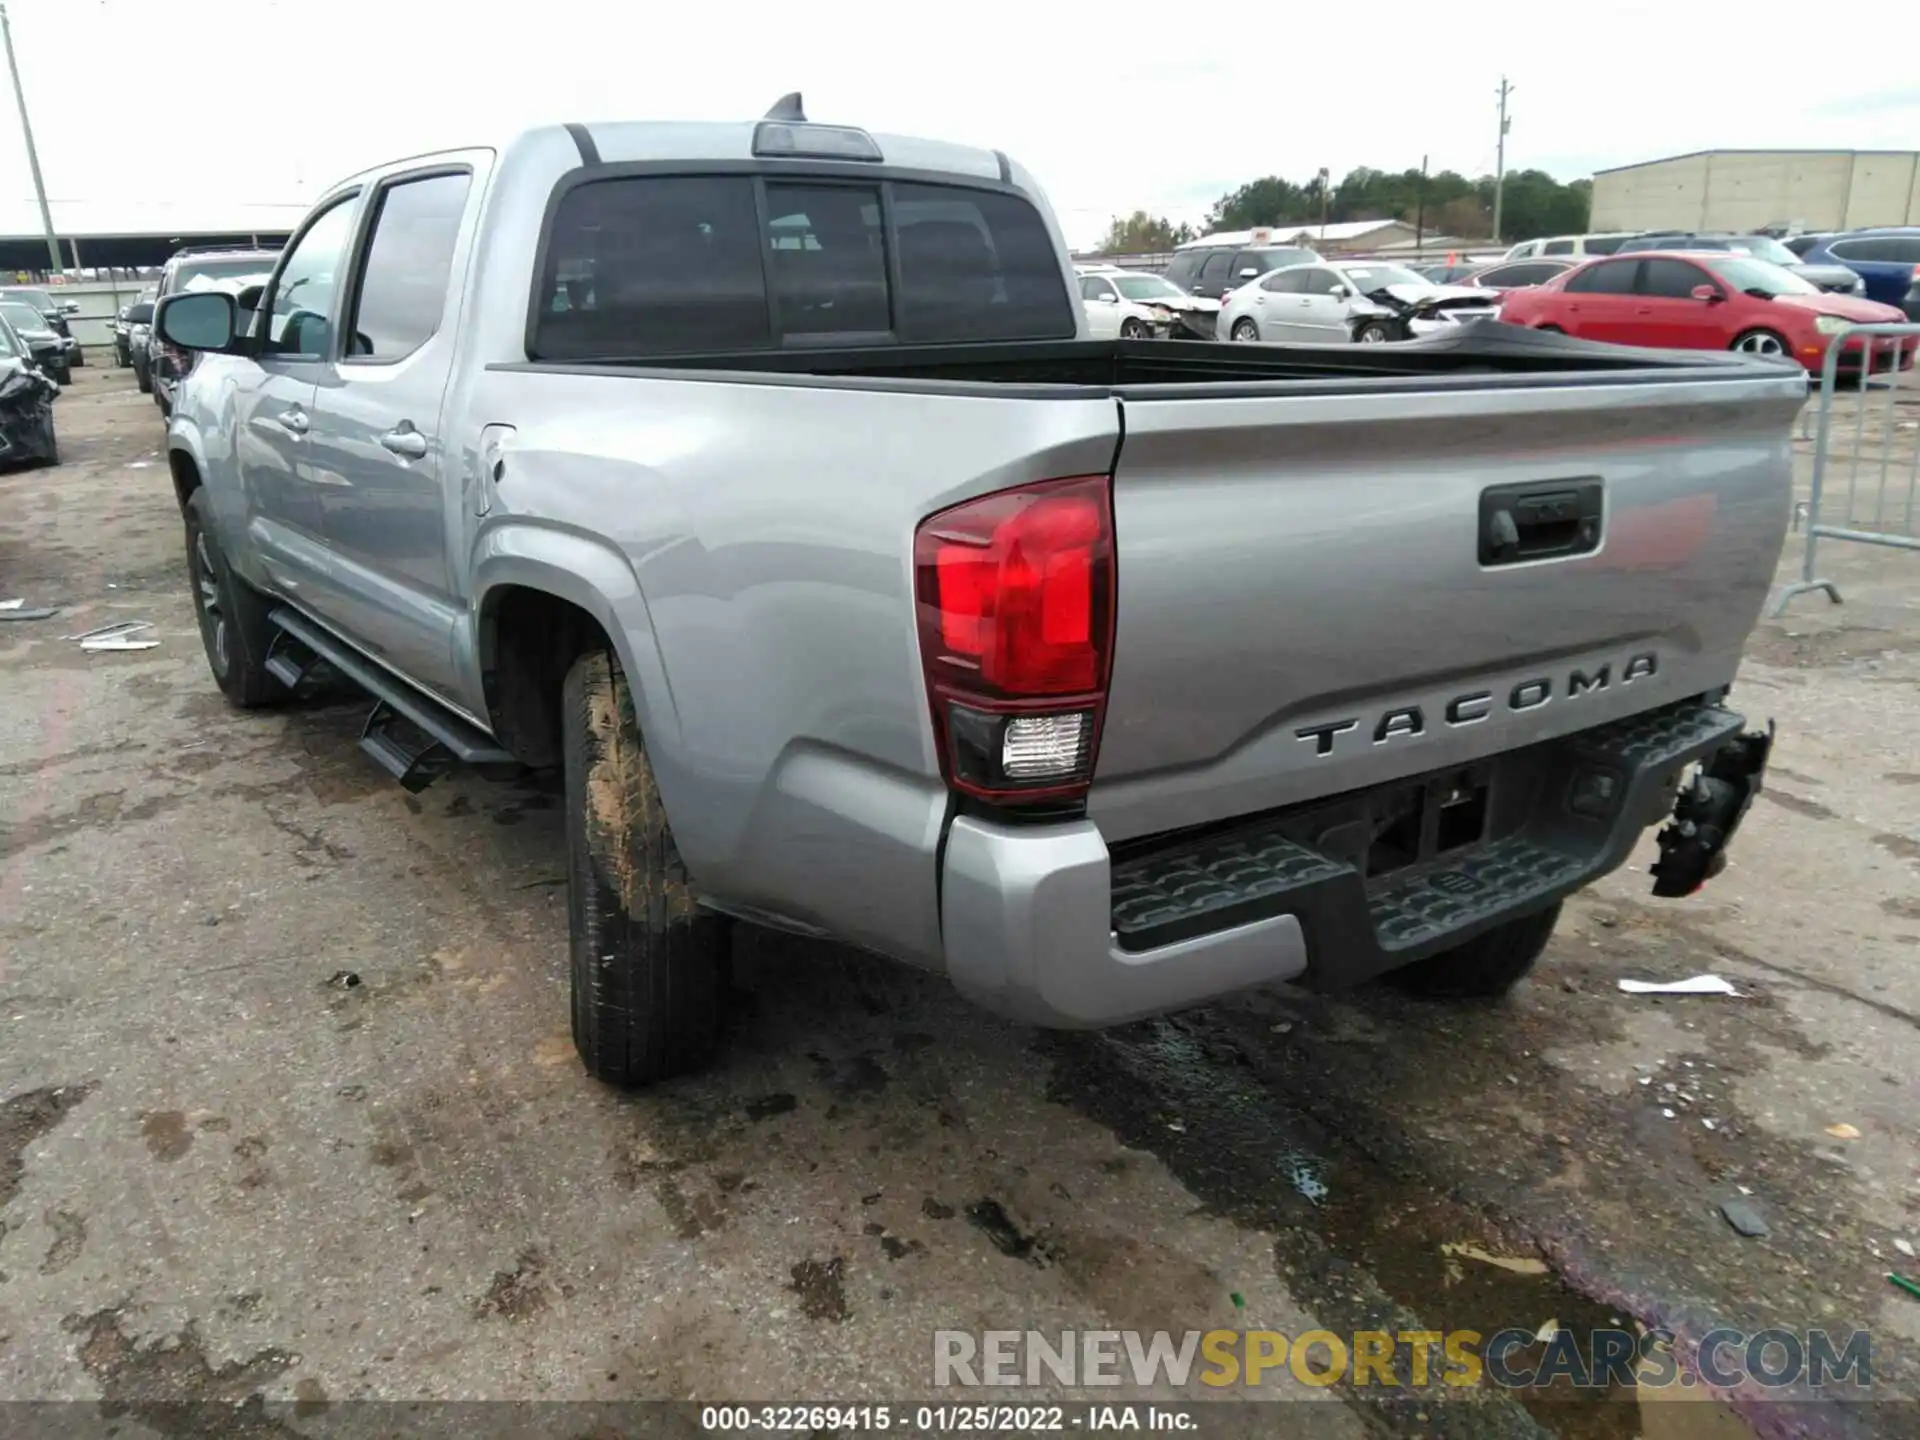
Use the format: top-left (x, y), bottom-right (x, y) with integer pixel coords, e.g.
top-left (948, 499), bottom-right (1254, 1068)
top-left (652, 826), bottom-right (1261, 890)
top-left (698, 1403), bottom-right (1196, 1431)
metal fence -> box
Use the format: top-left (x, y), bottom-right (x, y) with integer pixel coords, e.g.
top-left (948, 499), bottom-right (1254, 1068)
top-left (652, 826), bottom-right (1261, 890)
top-left (1771, 322), bottom-right (1920, 615)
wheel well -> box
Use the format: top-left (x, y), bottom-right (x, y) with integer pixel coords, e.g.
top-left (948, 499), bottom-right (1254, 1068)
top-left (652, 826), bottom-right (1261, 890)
top-left (168, 450), bottom-right (202, 512)
top-left (481, 586), bottom-right (612, 768)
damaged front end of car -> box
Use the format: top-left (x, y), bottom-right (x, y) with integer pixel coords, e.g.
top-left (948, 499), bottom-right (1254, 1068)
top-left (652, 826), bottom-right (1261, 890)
top-left (1161, 296), bottom-right (1222, 340)
top-left (0, 361), bottom-right (60, 468)
top-left (1351, 284), bottom-right (1502, 342)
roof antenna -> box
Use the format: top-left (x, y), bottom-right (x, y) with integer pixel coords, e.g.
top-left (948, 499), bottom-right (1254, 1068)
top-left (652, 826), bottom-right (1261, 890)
top-left (764, 92), bottom-right (806, 122)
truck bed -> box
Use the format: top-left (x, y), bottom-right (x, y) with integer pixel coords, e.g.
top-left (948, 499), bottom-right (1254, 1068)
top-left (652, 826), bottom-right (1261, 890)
top-left (502, 324), bottom-right (1797, 395)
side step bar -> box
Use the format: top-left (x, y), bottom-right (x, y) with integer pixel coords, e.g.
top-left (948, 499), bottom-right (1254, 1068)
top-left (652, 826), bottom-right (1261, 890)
top-left (267, 608), bottom-right (518, 791)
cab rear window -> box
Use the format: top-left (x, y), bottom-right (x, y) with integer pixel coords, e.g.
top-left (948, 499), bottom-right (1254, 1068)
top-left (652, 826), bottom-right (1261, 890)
top-left (530, 173), bottom-right (1076, 359)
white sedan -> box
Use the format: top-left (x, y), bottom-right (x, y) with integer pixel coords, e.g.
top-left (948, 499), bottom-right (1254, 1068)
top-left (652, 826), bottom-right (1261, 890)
top-left (1078, 268), bottom-right (1221, 340)
top-left (1218, 261), bottom-right (1499, 344)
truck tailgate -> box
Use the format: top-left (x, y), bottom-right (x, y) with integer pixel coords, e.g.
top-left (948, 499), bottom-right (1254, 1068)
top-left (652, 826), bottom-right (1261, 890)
top-left (1091, 369), bottom-right (1804, 844)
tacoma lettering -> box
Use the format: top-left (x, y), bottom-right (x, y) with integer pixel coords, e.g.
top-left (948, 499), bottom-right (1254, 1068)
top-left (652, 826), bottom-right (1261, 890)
top-left (1296, 652), bottom-right (1660, 756)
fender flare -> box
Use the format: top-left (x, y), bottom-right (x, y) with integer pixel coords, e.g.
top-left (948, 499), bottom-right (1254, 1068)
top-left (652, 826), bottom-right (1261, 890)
top-left (467, 519), bottom-right (682, 754)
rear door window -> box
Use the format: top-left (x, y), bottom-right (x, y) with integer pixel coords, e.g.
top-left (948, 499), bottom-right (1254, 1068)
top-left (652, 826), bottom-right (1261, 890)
top-left (1542, 239), bottom-right (1574, 256)
top-left (1583, 235), bottom-right (1627, 256)
top-left (1260, 268), bottom-right (1306, 293)
top-left (1565, 259), bottom-right (1639, 295)
top-left (1639, 258), bottom-right (1712, 298)
top-left (1196, 250), bottom-right (1237, 290)
top-left (1831, 236), bottom-right (1920, 265)
top-left (1165, 251), bottom-right (1203, 288)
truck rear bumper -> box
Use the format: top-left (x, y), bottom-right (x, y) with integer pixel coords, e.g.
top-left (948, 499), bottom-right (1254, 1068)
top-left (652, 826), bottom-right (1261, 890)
top-left (939, 697), bottom-right (1756, 1028)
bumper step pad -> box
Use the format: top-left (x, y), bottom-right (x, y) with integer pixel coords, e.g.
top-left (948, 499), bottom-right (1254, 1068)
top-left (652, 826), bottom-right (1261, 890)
top-left (1108, 698), bottom-right (1748, 988)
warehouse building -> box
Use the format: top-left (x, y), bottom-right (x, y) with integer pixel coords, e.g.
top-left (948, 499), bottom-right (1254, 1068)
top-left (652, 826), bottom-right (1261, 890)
top-left (1591, 150), bottom-right (1920, 235)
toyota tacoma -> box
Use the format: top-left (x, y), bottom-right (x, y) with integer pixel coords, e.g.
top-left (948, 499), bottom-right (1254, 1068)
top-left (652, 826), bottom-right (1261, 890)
top-left (156, 97), bottom-right (1794, 1085)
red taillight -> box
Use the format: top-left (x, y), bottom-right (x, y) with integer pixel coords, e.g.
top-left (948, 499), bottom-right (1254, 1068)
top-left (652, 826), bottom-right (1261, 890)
top-left (914, 475), bottom-right (1115, 804)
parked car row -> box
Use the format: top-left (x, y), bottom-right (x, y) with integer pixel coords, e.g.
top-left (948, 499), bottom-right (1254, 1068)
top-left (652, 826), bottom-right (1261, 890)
top-left (1782, 229), bottom-right (1920, 316)
top-left (0, 308), bottom-right (60, 467)
top-left (141, 245), bottom-right (281, 415)
top-left (1218, 261), bottom-right (1498, 343)
top-left (1075, 265), bottom-right (1219, 339)
top-left (1501, 226), bottom-right (1920, 318)
top-left (1497, 250), bottom-right (1914, 377)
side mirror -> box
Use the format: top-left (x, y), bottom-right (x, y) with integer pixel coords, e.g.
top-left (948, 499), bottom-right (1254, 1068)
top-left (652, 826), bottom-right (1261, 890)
top-left (1238, 268), bottom-right (1260, 279)
top-left (1691, 284), bottom-right (1723, 303)
top-left (1329, 284), bottom-right (1351, 299)
top-left (1099, 292), bottom-right (1120, 303)
top-left (156, 291), bottom-right (240, 353)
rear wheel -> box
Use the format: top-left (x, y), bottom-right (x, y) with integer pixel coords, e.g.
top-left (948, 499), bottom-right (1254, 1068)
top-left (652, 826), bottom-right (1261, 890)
top-left (562, 649), bottom-right (728, 1086)
top-left (1731, 329), bottom-right (1788, 359)
top-left (134, 361), bottom-right (152, 394)
top-left (1230, 318), bottom-right (1260, 343)
top-left (1385, 902), bottom-right (1562, 999)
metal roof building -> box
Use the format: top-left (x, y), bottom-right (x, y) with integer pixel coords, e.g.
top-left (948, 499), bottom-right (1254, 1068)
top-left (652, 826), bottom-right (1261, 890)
top-left (1590, 150), bottom-right (1920, 235)
top-left (0, 197), bottom-right (310, 272)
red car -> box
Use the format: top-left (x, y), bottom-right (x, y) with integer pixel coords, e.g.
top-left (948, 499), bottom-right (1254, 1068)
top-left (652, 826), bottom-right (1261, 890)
top-left (1497, 250), bottom-right (1912, 374)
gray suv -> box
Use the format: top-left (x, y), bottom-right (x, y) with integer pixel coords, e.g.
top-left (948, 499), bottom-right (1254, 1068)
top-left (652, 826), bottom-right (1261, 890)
top-left (1165, 235), bottom-right (1325, 301)
top-left (146, 246), bottom-right (280, 414)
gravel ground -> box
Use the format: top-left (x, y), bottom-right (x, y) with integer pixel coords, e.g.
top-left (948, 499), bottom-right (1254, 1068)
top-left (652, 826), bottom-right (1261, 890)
top-left (1, 369), bottom-right (1916, 1439)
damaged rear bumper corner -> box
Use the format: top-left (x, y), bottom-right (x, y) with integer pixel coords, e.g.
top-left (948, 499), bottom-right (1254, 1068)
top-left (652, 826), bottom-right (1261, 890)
top-left (937, 697), bottom-right (1768, 1028)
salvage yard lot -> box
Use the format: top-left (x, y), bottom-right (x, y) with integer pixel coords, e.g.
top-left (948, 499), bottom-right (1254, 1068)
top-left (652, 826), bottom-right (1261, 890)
top-left (1, 369), bottom-right (1917, 1435)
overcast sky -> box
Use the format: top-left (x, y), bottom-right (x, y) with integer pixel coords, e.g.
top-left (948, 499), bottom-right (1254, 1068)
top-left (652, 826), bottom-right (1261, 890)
top-left (4, 0), bottom-right (1917, 249)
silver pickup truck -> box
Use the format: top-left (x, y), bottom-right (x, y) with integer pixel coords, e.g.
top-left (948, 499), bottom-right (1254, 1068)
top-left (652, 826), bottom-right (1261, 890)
top-left (156, 99), bottom-right (1798, 1087)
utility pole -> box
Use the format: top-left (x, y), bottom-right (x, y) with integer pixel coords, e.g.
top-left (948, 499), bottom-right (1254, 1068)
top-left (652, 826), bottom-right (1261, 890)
top-left (1491, 76), bottom-right (1514, 244)
top-left (1414, 153), bottom-right (1428, 250)
top-left (0, 2), bottom-right (61, 277)
top-left (1316, 167), bottom-right (1330, 241)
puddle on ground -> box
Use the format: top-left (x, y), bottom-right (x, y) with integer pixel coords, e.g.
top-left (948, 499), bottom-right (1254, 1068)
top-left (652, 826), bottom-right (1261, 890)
top-left (1049, 1018), bottom-right (1761, 1440)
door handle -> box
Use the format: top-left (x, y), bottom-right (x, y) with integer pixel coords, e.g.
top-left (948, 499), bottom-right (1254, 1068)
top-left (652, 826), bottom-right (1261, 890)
top-left (276, 408), bottom-right (309, 435)
top-left (379, 425), bottom-right (429, 460)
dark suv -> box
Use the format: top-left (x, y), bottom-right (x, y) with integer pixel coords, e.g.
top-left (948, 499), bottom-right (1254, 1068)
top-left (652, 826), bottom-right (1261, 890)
top-left (0, 286), bottom-right (82, 370)
top-left (1613, 232), bottom-right (1864, 296)
top-left (147, 245), bottom-right (281, 415)
top-left (1166, 234), bottom-right (1325, 301)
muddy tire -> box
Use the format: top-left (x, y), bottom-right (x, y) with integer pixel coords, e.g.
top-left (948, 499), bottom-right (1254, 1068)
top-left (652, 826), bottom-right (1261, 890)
top-left (1384, 901), bottom-right (1561, 1000)
top-left (562, 649), bottom-right (727, 1086)
top-left (183, 489), bottom-right (281, 708)
top-left (134, 361), bottom-right (152, 394)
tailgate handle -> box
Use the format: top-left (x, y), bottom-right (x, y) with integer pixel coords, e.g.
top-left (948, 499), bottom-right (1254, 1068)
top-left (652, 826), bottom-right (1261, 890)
top-left (1479, 478), bottom-right (1603, 566)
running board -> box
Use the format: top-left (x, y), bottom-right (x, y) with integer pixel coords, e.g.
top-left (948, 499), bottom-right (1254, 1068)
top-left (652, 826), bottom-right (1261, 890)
top-left (264, 626), bottom-right (327, 693)
top-left (266, 608), bottom-right (519, 790)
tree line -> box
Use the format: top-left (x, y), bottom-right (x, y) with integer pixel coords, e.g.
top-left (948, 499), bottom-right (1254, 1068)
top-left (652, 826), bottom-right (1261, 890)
top-left (1096, 166), bottom-right (1593, 254)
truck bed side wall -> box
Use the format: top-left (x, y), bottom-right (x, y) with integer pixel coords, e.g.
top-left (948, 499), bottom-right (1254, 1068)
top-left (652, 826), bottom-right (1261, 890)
top-left (464, 366), bottom-right (1119, 967)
